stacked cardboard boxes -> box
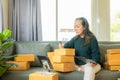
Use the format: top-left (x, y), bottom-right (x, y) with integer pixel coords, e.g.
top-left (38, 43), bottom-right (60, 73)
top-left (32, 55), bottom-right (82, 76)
top-left (7, 54), bottom-right (35, 70)
top-left (104, 49), bottom-right (120, 70)
top-left (47, 48), bottom-right (75, 72)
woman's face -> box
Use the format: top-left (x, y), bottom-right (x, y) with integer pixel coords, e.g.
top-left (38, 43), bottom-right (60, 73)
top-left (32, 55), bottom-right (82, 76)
top-left (74, 20), bottom-right (85, 37)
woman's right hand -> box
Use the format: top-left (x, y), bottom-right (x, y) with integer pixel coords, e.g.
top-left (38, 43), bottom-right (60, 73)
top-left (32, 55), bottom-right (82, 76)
top-left (59, 42), bottom-right (64, 48)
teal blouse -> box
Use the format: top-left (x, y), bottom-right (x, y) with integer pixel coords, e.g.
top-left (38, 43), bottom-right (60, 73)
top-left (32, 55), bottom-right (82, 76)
top-left (64, 36), bottom-right (100, 65)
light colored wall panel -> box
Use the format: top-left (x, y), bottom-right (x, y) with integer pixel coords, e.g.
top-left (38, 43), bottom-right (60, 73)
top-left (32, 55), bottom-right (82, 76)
top-left (1, 0), bottom-right (8, 29)
top-left (92, 0), bottom-right (110, 41)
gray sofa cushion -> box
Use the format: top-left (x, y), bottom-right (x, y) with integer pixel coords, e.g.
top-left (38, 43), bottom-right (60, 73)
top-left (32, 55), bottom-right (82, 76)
top-left (14, 41), bottom-right (52, 67)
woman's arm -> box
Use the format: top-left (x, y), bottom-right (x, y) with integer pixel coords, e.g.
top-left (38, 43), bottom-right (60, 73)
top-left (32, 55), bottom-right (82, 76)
top-left (90, 37), bottom-right (101, 64)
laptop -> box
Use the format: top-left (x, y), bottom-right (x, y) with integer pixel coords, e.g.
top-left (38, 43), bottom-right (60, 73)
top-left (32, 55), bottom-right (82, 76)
top-left (37, 55), bottom-right (53, 72)
top-left (75, 56), bottom-right (97, 64)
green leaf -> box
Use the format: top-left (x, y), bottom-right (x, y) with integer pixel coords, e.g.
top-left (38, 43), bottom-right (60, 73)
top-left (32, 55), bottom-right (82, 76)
top-left (0, 63), bottom-right (18, 68)
top-left (2, 29), bottom-right (12, 40)
top-left (0, 33), bottom-right (4, 41)
top-left (0, 29), bottom-right (16, 72)
top-left (2, 41), bottom-right (14, 52)
top-left (0, 55), bottom-right (15, 64)
top-left (2, 55), bottom-right (15, 59)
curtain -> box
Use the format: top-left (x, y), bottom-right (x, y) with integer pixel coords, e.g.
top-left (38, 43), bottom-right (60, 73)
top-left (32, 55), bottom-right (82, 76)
top-left (0, 0), bottom-right (4, 32)
top-left (9, 0), bottom-right (42, 41)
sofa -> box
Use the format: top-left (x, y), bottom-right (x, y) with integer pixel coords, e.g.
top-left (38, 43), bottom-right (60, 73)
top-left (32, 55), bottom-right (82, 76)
top-left (2, 41), bottom-right (120, 80)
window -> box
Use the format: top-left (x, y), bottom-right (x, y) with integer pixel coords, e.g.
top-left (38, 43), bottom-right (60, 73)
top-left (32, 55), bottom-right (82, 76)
top-left (58, 0), bottom-right (91, 41)
top-left (110, 0), bottom-right (120, 41)
top-left (41, 0), bottom-right (56, 41)
top-left (41, 0), bottom-right (91, 41)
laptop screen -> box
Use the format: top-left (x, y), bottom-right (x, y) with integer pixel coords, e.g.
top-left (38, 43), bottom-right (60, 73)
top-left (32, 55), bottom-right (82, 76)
top-left (37, 55), bottom-right (53, 72)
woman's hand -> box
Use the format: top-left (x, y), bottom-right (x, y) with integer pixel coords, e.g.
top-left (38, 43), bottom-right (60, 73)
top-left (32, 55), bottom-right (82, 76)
top-left (75, 65), bottom-right (84, 72)
top-left (59, 42), bottom-right (64, 48)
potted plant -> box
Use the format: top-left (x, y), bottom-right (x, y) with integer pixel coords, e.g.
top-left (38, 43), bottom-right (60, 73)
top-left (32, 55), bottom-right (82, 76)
top-left (0, 29), bottom-right (16, 77)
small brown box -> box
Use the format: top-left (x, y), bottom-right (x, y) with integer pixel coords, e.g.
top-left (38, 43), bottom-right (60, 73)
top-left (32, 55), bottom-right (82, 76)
top-left (15, 54), bottom-right (35, 62)
top-left (54, 48), bottom-right (75, 56)
top-left (104, 62), bottom-right (120, 70)
top-left (108, 65), bottom-right (120, 70)
top-left (53, 62), bottom-right (75, 72)
top-left (107, 54), bottom-right (120, 60)
top-left (29, 72), bottom-right (58, 80)
top-left (106, 53), bottom-right (120, 65)
top-left (107, 49), bottom-right (120, 55)
top-left (53, 55), bottom-right (74, 63)
top-left (7, 61), bottom-right (30, 70)
top-left (107, 60), bottom-right (120, 65)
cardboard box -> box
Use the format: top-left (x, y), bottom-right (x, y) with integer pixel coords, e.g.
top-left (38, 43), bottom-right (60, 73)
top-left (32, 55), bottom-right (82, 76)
top-left (108, 65), bottom-right (120, 70)
top-left (107, 54), bottom-right (120, 60)
top-left (54, 48), bottom-right (75, 56)
top-left (53, 62), bottom-right (75, 72)
top-left (29, 72), bottom-right (58, 80)
top-left (15, 54), bottom-right (35, 62)
top-left (53, 55), bottom-right (74, 63)
top-left (7, 61), bottom-right (30, 70)
top-left (107, 60), bottom-right (120, 65)
top-left (47, 52), bottom-right (75, 72)
top-left (47, 52), bottom-right (55, 68)
top-left (118, 78), bottom-right (120, 80)
top-left (104, 62), bottom-right (120, 70)
top-left (107, 49), bottom-right (120, 55)
top-left (106, 53), bottom-right (120, 65)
